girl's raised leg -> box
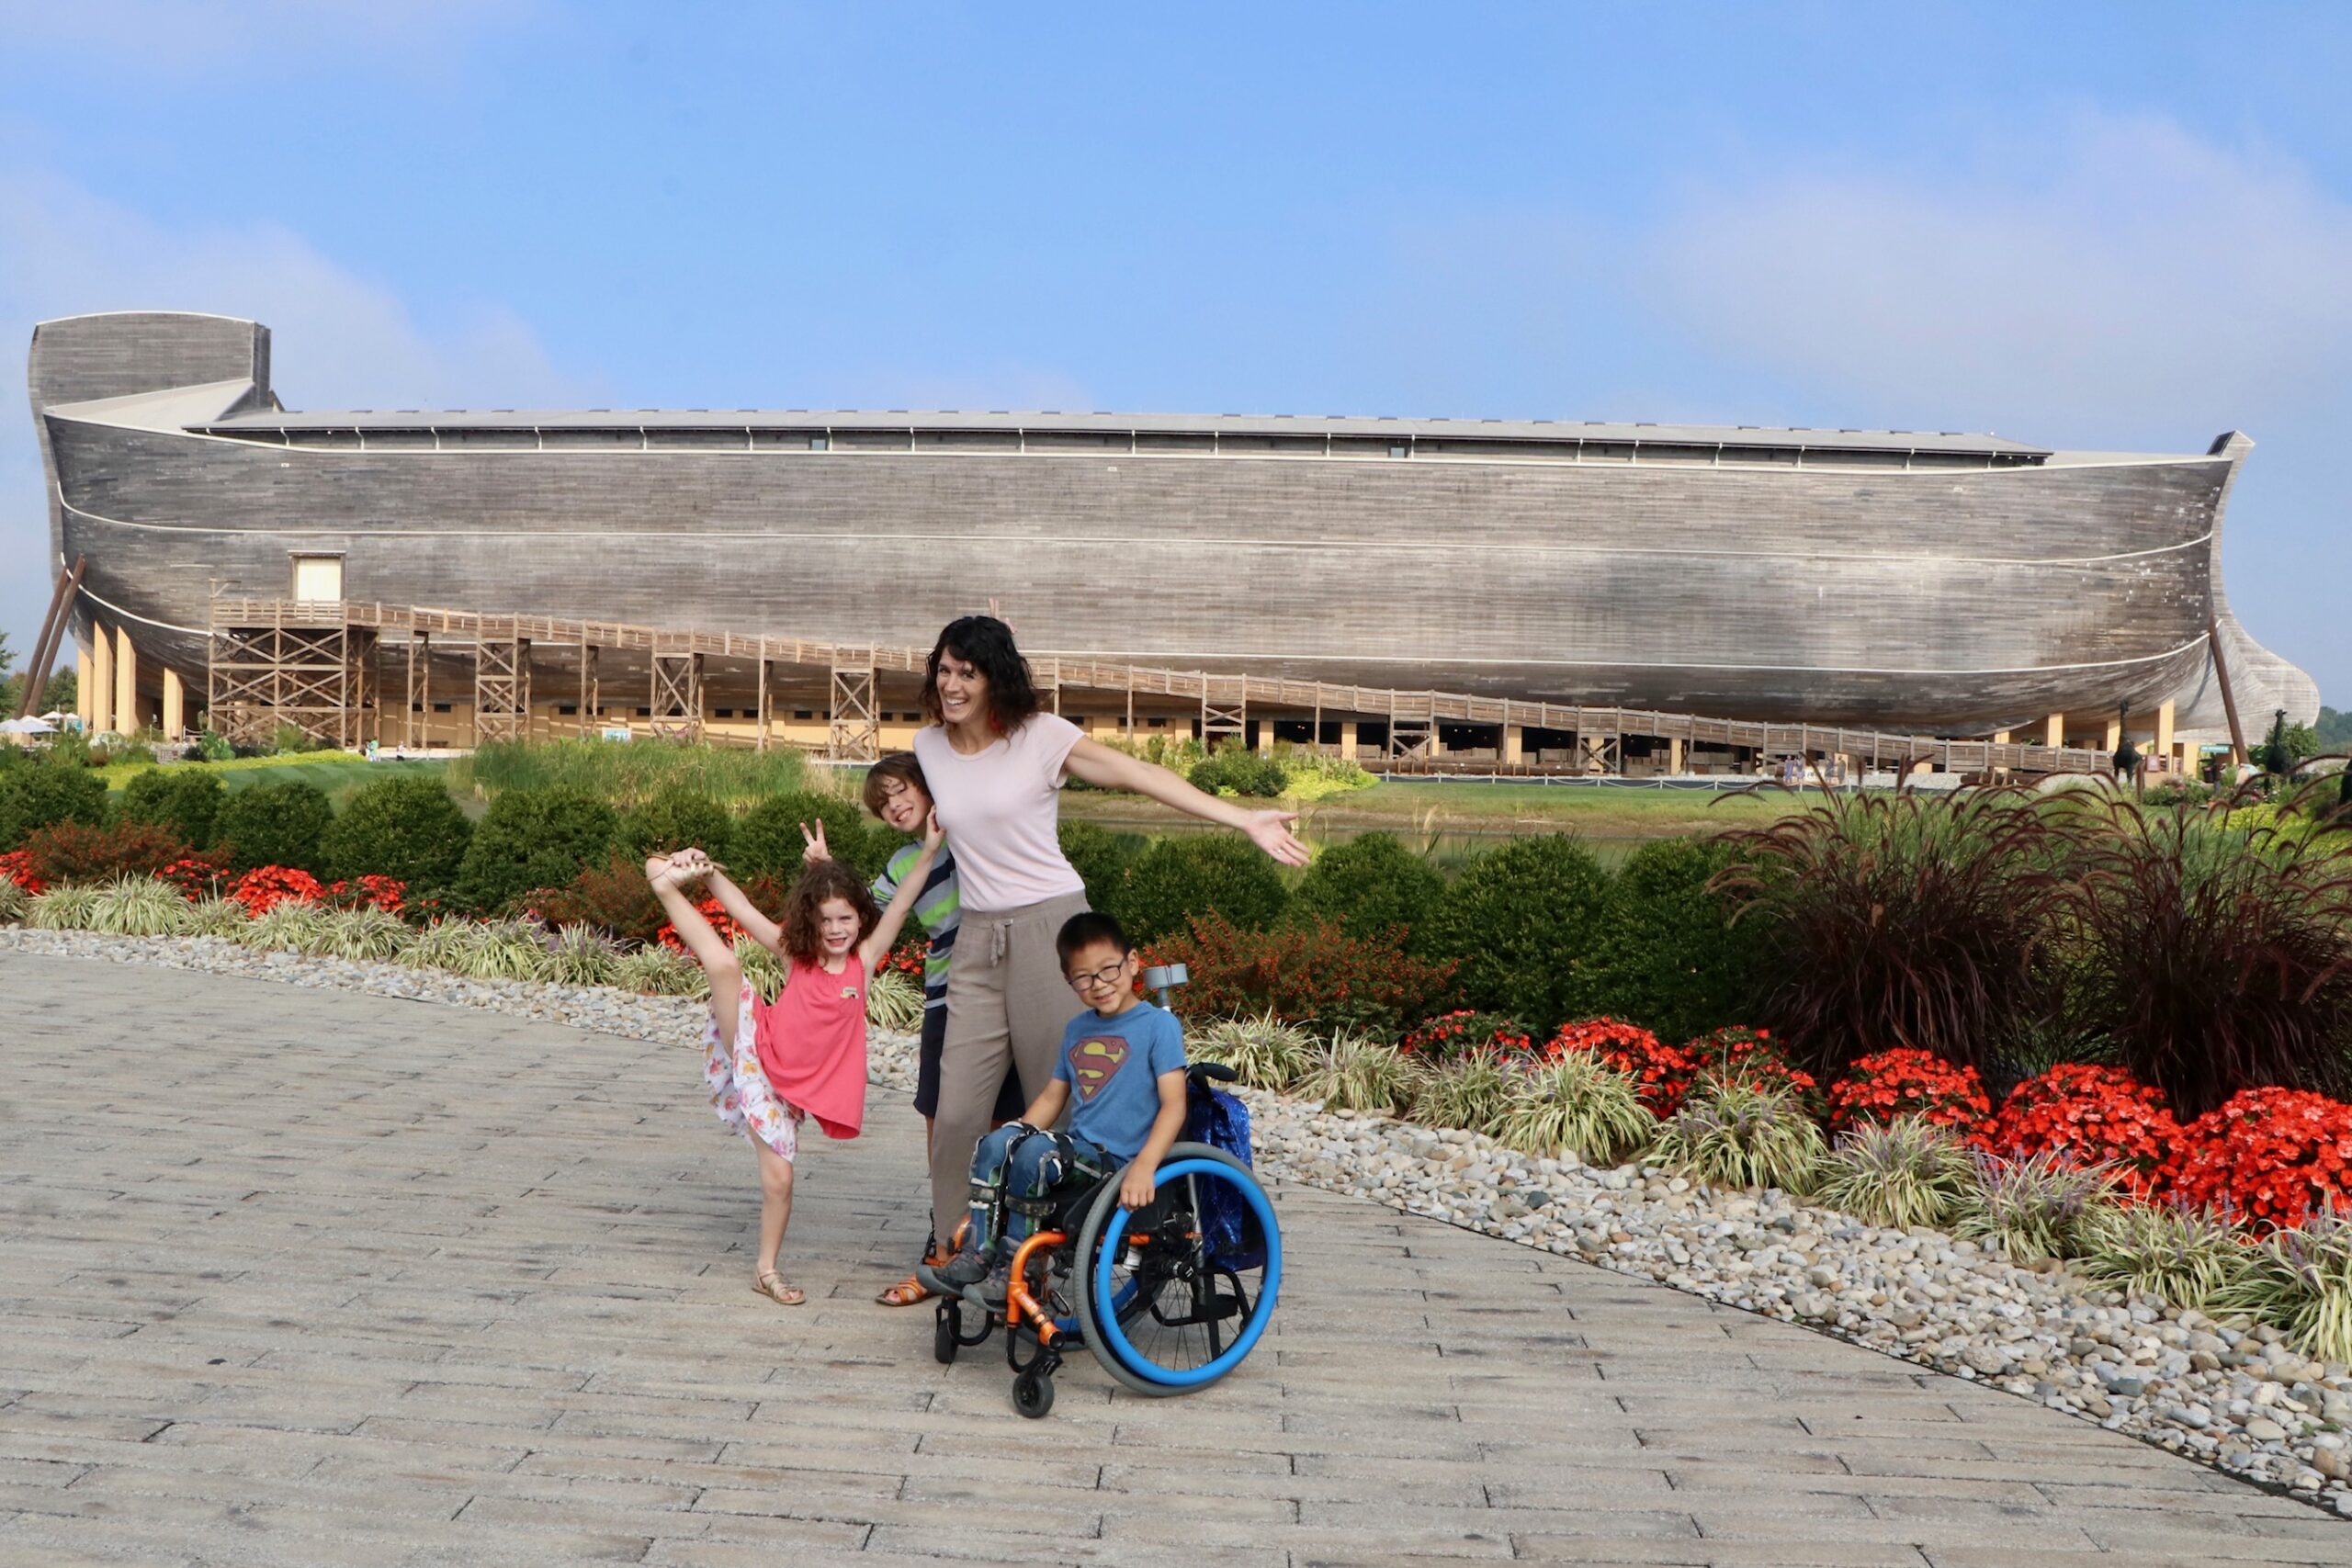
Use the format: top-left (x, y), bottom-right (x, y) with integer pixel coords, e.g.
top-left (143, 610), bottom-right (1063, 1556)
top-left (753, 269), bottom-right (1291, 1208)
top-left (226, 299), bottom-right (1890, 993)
top-left (647, 855), bottom-right (744, 1047)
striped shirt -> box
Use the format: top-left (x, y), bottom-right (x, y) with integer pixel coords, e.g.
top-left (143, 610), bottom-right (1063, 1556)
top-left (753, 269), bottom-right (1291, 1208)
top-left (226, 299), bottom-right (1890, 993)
top-left (871, 841), bottom-right (959, 1010)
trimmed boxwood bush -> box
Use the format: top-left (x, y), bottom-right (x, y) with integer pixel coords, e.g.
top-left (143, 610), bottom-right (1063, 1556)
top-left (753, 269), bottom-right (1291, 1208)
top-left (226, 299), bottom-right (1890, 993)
top-left (1119, 833), bottom-right (1288, 945)
top-left (214, 780), bottom-right (334, 875)
top-left (321, 774), bottom-right (474, 897)
top-left (1572, 837), bottom-right (1768, 1044)
top-left (617, 786), bottom-right (734, 865)
top-left (1058, 819), bottom-right (1137, 919)
top-left (1188, 744), bottom-right (1287, 799)
top-left (1419, 834), bottom-right (1610, 1032)
top-left (0, 759), bottom-right (109, 848)
top-left (731, 790), bottom-right (885, 882)
top-left (1288, 831), bottom-right (1442, 942)
top-left (452, 785), bottom-right (618, 914)
top-left (119, 766), bottom-right (224, 851)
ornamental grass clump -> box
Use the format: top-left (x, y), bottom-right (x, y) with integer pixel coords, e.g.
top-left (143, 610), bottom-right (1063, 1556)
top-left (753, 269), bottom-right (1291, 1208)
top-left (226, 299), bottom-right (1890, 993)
top-left (1713, 784), bottom-right (2071, 1080)
top-left (0, 874), bottom-right (32, 924)
top-left (545, 923), bottom-right (621, 988)
top-left (239, 901), bottom-right (334, 955)
top-left (1645, 1079), bottom-right (1824, 1192)
top-left (450, 919), bottom-right (555, 982)
top-left (321, 906), bottom-right (413, 963)
top-left (1953, 1149), bottom-right (2119, 1264)
top-left (611, 943), bottom-right (707, 998)
top-left (184, 897), bottom-right (249, 938)
top-left (1496, 1053), bottom-right (1655, 1166)
top-left (2217, 1214), bottom-right (2352, 1364)
top-left (737, 937), bottom-right (786, 1002)
top-left (1409, 1053), bottom-right (1518, 1139)
top-left (2048, 790), bottom-right (2352, 1116)
top-left (2166, 1087), bottom-right (2352, 1234)
top-left (1810, 1116), bottom-right (1976, 1230)
top-left (1191, 1011), bottom-right (1318, 1090)
top-left (400, 918), bottom-right (477, 973)
top-left (865, 967), bottom-right (924, 1032)
top-left (1976, 1063), bottom-right (2182, 1197)
top-left (2077, 1202), bottom-right (2262, 1313)
top-left (83, 875), bottom-right (189, 938)
top-left (1296, 1027), bottom-right (1415, 1115)
top-left (25, 885), bottom-right (102, 931)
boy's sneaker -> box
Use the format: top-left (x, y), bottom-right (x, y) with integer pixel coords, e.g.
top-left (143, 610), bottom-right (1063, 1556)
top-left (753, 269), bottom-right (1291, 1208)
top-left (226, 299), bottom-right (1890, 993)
top-left (936, 1248), bottom-right (991, 1289)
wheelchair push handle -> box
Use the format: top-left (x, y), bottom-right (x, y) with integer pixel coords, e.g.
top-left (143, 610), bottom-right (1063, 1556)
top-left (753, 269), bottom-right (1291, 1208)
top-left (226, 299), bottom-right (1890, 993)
top-left (1187, 1062), bottom-right (1238, 1086)
top-left (1141, 962), bottom-right (1189, 1010)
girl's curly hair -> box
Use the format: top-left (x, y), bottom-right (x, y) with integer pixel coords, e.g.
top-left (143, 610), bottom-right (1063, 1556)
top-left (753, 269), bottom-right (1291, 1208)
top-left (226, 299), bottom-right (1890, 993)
top-left (922, 615), bottom-right (1041, 735)
top-left (780, 859), bottom-right (880, 964)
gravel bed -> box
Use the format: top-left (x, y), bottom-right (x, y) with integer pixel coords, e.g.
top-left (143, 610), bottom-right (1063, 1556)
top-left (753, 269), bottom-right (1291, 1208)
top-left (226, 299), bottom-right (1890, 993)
top-left (5, 924), bottom-right (2346, 1518)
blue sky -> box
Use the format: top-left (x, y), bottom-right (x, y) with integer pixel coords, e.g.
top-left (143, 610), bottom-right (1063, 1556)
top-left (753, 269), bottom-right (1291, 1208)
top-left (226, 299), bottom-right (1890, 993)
top-left (3, 1), bottom-right (2346, 704)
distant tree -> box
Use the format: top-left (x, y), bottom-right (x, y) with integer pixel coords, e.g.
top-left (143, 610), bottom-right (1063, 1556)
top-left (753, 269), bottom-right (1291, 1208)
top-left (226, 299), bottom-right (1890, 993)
top-left (37, 665), bottom-right (77, 716)
top-left (2316, 705), bottom-right (2352, 752)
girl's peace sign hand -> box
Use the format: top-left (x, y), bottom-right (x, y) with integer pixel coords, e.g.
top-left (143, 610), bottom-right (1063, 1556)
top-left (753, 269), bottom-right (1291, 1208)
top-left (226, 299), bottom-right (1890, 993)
top-left (799, 819), bottom-right (831, 865)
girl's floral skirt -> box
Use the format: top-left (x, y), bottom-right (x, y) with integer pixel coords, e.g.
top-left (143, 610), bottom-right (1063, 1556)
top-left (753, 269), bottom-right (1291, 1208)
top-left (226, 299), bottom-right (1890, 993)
top-left (705, 977), bottom-right (801, 1162)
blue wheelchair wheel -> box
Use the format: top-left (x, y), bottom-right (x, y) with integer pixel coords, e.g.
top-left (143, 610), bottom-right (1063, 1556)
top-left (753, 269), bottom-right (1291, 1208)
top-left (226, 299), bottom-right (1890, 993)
top-left (1071, 1142), bottom-right (1281, 1397)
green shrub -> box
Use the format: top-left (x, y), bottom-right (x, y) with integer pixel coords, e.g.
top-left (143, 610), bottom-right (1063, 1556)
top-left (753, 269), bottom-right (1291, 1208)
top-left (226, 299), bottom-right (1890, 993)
top-left (0, 758), bottom-right (108, 848)
top-left (732, 790), bottom-right (881, 881)
top-left (1118, 833), bottom-right (1289, 945)
top-left (451, 786), bottom-right (617, 913)
top-left (215, 780), bottom-right (334, 875)
top-left (1148, 911), bottom-right (1460, 1038)
top-left (195, 728), bottom-right (235, 762)
top-left (1573, 837), bottom-right (1767, 1043)
top-left (1419, 835), bottom-right (1610, 1031)
top-left (1289, 832), bottom-right (1442, 942)
top-left (1810, 1117), bottom-right (1975, 1229)
top-left (321, 774), bottom-right (474, 897)
top-left (1188, 743), bottom-right (1287, 799)
top-left (13, 819), bottom-right (188, 886)
top-left (1058, 819), bottom-right (1138, 918)
top-left (1646, 1079), bottom-right (1825, 1191)
top-left (119, 767), bottom-right (223, 851)
top-left (617, 786), bottom-right (734, 865)
top-left (1496, 1054), bottom-right (1655, 1165)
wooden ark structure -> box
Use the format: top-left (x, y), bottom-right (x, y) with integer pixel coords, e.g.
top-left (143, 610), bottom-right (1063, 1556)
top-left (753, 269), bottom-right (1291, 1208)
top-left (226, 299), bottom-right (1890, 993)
top-left (22, 310), bottom-right (2318, 773)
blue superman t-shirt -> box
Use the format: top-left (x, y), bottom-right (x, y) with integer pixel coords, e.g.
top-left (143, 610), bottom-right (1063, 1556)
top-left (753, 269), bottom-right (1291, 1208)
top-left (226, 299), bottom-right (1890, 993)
top-left (1053, 1000), bottom-right (1188, 1160)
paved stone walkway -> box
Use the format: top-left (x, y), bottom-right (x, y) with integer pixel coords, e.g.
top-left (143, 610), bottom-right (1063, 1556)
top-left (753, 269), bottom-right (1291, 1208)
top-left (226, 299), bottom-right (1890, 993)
top-left (0, 950), bottom-right (2344, 1567)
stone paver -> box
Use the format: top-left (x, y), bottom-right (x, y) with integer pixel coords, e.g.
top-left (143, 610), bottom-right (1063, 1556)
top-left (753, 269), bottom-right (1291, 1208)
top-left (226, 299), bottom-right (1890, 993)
top-left (0, 948), bottom-right (2340, 1567)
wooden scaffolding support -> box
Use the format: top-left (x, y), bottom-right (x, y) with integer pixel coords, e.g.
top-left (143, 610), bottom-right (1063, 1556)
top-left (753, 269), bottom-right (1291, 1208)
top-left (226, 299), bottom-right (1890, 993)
top-left (755, 655), bottom-right (775, 751)
top-left (578, 642), bottom-right (600, 738)
top-left (650, 647), bottom-right (702, 740)
top-left (1387, 692), bottom-right (1434, 761)
top-left (206, 604), bottom-right (378, 750)
top-left (402, 631), bottom-right (431, 749)
top-left (473, 626), bottom-right (530, 745)
top-left (1202, 676), bottom-right (1246, 749)
top-left (829, 653), bottom-right (879, 761)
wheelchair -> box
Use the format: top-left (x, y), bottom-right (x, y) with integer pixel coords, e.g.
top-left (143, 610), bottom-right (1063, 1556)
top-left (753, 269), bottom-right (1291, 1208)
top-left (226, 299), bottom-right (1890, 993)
top-left (924, 1063), bottom-right (1283, 1417)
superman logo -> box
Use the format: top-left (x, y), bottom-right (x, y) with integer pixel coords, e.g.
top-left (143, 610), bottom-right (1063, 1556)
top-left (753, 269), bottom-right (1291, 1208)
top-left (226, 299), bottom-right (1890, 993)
top-left (1069, 1035), bottom-right (1130, 1101)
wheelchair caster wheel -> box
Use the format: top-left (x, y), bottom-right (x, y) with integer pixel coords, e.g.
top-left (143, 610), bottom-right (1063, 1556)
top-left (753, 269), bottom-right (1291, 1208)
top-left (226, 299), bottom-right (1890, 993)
top-left (1012, 1368), bottom-right (1055, 1419)
top-left (933, 1301), bottom-right (961, 1366)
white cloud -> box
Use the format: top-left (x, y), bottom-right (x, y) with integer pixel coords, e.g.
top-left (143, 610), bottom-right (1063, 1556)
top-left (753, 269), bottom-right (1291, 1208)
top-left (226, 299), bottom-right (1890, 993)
top-left (0, 167), bottom-right (603, 660)
top-left (1638, 114), bottom-right (2352, 443)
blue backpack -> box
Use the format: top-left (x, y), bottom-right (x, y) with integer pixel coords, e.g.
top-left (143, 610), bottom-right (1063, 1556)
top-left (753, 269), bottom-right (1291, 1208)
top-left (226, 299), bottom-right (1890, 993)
top-left (1182, 1084), bottom-right (1266, 1271)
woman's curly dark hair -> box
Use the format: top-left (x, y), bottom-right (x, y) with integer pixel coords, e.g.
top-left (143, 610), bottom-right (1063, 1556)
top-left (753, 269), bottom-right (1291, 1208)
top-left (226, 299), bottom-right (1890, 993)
top-left (780, 859), bottom-right (881, 964)
top-left (922, 615), bottom-right (1041, 734)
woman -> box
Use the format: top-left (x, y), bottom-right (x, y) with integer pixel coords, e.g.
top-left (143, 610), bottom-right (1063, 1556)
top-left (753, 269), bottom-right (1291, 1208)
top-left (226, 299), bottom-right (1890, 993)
top-left (911, 615), bottom-right (1306, 1250)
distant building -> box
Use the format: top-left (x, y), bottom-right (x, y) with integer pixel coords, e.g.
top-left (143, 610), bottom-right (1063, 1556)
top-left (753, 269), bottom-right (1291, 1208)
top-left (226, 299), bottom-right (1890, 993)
top-left (27, 310), bottom-right (2315, 765)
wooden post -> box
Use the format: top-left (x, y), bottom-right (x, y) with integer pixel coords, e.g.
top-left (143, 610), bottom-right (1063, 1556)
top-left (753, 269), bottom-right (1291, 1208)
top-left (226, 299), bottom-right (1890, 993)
top-left (13, 555), bottom-right (85, 719)
top-left (88, 619), bottom-right (113, 733)
top-left (1668, 735), bottom-right (1684, 773)
top-left (579, 643), bottom-right (598, 738)
top-left (2204, 619), bottom-right (2246, 766)
top-left (1340, 720), bottom-right (1358, 761)
top-left (1502, 724), bottom-right (1523, 766)
top-left (162, 667), bottom-right (184, 739)
top-left (2154, 699), bottom-right (2176, 768)
top-left (756, 655), bottom-right (772, 751)
top-left (2045, 712), bottom-right (2065, 750)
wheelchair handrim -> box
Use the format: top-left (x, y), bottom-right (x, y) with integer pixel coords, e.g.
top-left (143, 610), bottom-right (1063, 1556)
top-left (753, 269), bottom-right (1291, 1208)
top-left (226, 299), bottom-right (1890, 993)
top-left (1089, 1156), bottom-right (1282, 1387)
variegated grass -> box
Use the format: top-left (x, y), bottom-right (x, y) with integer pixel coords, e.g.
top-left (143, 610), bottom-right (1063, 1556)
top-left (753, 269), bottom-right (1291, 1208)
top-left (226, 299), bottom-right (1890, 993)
top-left (25, 886), bottom-right (103, 931)
top-left (611, 943), bottom-right (708, 998)
top-left (1647, 1079), bottom-right (1825, 1191)
top-left (1296, 1028), bottom-right (1415, 1115)
top-left (1951, 1149), bottom-right (2119, 1263)
top-left (85, 876), bottom-right (190, 938)
top-left (1408, 1053), bottom-right (1518, 1140)
top-left (2077, 1201), bottom-right (2263, 1313)
top-left (1809, 1116), bottom-right (1974, 1230)
top-left (1190, 1011), bottom-right (1318, 1091)
top-left (546, 923), bottom-right (622, 988)
top-left (1494, 1054), bottom-right (1655, 1165)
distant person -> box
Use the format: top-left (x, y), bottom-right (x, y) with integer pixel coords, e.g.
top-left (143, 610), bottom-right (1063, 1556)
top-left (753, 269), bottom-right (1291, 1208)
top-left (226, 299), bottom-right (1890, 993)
top-left (910, 615), bottom-right (1306, 1267)
top-left (646, 818), bottom-right (938, 1308)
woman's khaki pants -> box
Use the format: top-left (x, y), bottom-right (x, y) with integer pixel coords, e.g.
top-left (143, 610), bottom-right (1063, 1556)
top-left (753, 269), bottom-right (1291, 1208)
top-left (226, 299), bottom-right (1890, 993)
top-left (928, 890), bottom-right (1090, 1248)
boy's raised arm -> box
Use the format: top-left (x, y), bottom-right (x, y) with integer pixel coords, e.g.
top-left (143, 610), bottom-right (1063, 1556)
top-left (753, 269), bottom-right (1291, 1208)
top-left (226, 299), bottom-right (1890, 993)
top-left (858, 811), bottom-right (943, 970)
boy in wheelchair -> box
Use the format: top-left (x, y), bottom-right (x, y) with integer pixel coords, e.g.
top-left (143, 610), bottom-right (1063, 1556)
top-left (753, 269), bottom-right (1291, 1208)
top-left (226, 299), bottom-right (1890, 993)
top-left (933, 911), bottom-right (1187, 1300)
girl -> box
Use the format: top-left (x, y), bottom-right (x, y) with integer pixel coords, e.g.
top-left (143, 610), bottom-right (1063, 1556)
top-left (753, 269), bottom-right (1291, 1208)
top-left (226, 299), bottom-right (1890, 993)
top-left (910, 615), bottom-right (1306, 1260)
top-left (648, 810), bottom-right (941, 1307)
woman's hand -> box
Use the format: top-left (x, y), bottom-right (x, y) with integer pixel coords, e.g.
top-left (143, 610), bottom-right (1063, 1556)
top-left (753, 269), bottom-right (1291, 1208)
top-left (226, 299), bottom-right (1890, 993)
top-left (1241, 808), bottom-right (1310, 866)
top-left (1118, 1160), bottom-right (1158, 1212)
top-left (798, 820), bottom-right (830, 864)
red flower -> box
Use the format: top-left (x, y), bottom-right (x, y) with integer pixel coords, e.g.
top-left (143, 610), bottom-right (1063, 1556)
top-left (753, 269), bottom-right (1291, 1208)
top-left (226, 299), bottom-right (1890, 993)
top-left (157, 855), bottom-right (232, 902)
top-left (1826, 1048), bottom-right (1991, 1134)
top-left (2169, 1088), bottom-right (2352, 1233)
top-left (325, 874), bottom-right (406, 916)
top-left (1976, 1064), bottom-right (2181, 1197)
top-left (1550, 1019), bottom-right (1697, 1113)
top-left (228, 865), bottom-right (324, 916)
top-left (656, 896), bottom-right (741, 952)
top-left (1684, 1025), bottom-right (1819, 1100)
top-left (1402, 1010), bottom-right (1539, 1064)
top-left (0, 848), bottom-right (48, 897)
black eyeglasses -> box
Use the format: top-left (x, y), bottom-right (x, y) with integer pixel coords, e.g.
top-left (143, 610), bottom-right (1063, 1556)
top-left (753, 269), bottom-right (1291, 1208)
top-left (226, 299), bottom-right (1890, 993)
top-left (1066, 958), bottom-right (1131, 992)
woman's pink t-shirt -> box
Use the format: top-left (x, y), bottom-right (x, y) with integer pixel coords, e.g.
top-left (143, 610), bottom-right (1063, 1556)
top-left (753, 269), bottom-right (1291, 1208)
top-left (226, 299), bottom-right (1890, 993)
top-left (751, 953), bottom-right (869, 1138)
top-left (912, 714), bottom-right (1086, 912)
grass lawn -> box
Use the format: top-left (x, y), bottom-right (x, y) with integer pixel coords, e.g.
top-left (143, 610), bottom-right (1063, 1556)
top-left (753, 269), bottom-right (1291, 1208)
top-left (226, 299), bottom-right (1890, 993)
top-left (102, 753), bottom-right (452, 811)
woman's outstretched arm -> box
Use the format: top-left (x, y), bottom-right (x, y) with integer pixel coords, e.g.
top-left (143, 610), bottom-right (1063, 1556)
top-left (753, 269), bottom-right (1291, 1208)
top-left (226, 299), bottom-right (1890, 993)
top-left (1061, 738), bottom-right (1309, 865)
